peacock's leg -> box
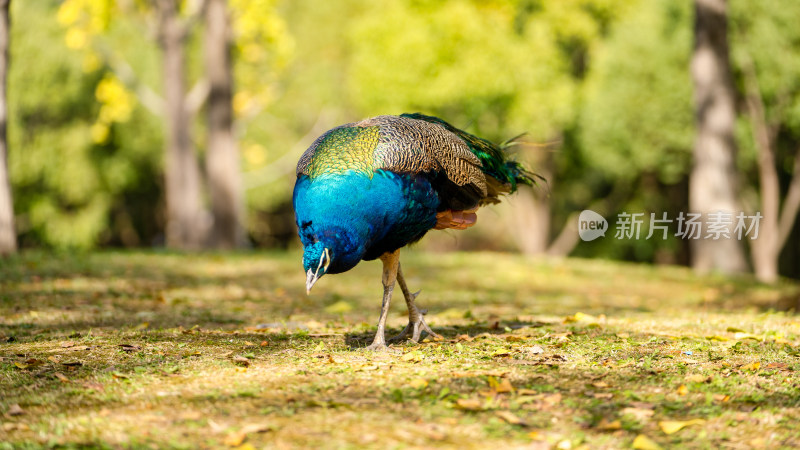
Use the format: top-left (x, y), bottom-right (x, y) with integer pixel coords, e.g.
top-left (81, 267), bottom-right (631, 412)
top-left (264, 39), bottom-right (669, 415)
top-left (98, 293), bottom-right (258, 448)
top-left (389, 264), bottom-right (442, 343)
top-left (365, 250), bottom-right (400, 351)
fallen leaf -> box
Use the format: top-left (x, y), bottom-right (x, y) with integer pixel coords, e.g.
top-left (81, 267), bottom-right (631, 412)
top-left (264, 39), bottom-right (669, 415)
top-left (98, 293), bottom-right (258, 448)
top-left (239, 423), bottom-right (275, 434)
top-left (676, 385), bottom-right (688, 396)
top-left (658, 419), bottom-right (705, 434)
top-left (712, 394), bottom-right (730, 403)
top-left (491, 349), bottom-right (511, 357)
top-left (61, 342), bottom-right (77, 348)
top-left (685, 374), bottom-right (709, 383)
top-left (622, 407), bottom-right (654, 421)
top-left (542, 393), bottom-right (562, 406)
top-left (523, 345), bottom-right (545, 355)
top-left (495, 379), bottom-right (515, 394)
top-left (455, 334), bottom-right (473, 342)
top-left (135, 322), bottom-right (149, 330)
top-left (259, 341), bottom-right (269, 347)
top-left (495, 410), bottom-right (526, 425)
top-left (726, 326), bottom-right (746, 333)
top-left (400, 351), bottom-right (424, 362)
top-left (13, 362), bottom-right (28, 370)
top-left (233, 356), bottom-right (251, 367)
top-left (765, 362), bottom-right (787, 370)
top-left (592, 392), bottom-right (613, 399)
top-left (409, 379), bottom-right (428, 389)
top-left (2, 422), bottom-right (30, 431)
top-left (632, 434), bottom-right (662, 450)
top-left (596, 419), bottom-right (621, 430)
top-left (592, 381), bottom-right (609, 389)
top-left (62, 361), bottom-right (82, 366)
top-left (112, 372), bottom-right (129, 379)
top-left (517, 388), bottom-right (538, 395)
top-left (224, 431), bottom-right (247, 447)
top-left (8, 404), bottom-right (24, 416)
top-left (54, 372), bottom-right (70, 383)
top-left (616, 332), bottom-right (630, 339)
top-left (118, 344), bottom-right (141, 352)
top-left (741, 361), bottom-right (760, 371)
top-left (454, 398), bottom-right (484, 411)
top-left (505, 335), bottom-right (527, 342)
top-left (734, 332), bottom-right (762, 341)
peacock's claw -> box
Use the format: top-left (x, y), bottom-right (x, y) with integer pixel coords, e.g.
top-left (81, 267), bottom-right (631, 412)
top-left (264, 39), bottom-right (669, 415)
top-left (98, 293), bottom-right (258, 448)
top-left (389, 314), bottom-right (441, 344)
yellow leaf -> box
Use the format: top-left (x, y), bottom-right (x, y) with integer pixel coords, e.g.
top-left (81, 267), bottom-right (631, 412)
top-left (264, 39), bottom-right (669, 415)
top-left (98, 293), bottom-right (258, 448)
top-left (14, 362), bottom-right (29, 369)
top-left (495, 410), bottom-right (525, 425)
top-left (454, 398), bottom-right (484, 411)
top-left (224, 431), bottom-right (246, 447)
top-left (658, 419), bottom-right (705, 434)
top-left (596, 419), bottom-right (621, 430)
top-left (741, 361), bottom-right (760, 371)
top-left (632, 434), bottom-right (662, 450)
top-left (676, 384), bottom-right (688, 396)
top-left (734, 332), bottom-right (762, 341)
top-left (685, 374), bottom-right (708, 383)
top-left (400, 351), bottom-right (424, 362)
top-left (495, 379), bottom-right (515, 393)
top-left (408, 379), bottom-right (428, 389)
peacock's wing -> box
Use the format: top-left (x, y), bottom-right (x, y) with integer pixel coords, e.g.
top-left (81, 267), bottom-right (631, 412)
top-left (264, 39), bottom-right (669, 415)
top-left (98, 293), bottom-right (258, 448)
top-left (296, 114), bottom-right (532, 210)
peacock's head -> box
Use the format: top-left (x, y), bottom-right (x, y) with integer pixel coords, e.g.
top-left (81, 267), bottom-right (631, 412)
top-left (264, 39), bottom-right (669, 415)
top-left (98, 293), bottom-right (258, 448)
top-left (303, 240), bottom-right (331, 294)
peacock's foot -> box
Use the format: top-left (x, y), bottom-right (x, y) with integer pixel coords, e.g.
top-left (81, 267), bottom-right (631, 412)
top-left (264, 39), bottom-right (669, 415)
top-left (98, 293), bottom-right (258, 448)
top-left (389, 309), bottom-right (442, 344)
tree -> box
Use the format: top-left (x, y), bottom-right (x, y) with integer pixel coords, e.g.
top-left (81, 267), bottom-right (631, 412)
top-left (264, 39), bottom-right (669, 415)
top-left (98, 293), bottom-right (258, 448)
top-left (156, 0), bottom-right (207, 249)
top-left (730, 0), bottom-right (800, 282)
top-left (0, 0), bottom-right (14, 255)
top-left (205, 0), bottom-right (245, 249)
top-left (689, 0), bottom-right (747, 274)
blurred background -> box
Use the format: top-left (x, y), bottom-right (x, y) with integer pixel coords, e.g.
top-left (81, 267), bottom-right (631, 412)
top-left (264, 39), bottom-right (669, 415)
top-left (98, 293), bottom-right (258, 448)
top-left (0, 0), bottom-right (799, 280)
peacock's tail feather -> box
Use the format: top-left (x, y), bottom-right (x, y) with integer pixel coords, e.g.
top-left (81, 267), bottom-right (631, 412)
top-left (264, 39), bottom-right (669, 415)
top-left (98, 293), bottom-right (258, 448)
top-left (399, 113), bottom-right (539, 193)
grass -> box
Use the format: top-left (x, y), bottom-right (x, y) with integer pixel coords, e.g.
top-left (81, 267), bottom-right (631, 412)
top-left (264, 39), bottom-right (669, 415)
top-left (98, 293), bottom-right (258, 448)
top-left (1, 249), bottom-right (799, 449)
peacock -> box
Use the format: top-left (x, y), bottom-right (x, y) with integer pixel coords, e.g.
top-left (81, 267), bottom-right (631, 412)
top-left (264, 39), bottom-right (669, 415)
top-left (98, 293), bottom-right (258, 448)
top-left (293, 113), bottom-right (536, 351)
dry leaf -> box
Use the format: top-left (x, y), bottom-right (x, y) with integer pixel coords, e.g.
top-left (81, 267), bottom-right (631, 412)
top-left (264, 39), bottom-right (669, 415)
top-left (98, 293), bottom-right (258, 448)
top-left (596, 419), bottom-right (621, 431)
top-left (676, 385), bottom-right (688, 396)
top-left (327, 354), bottom-right (344, 364)
top-left (495, 410), bottom-right (526, 425)
top-left (495, 379), bottom-right (515, 393)
top-left (54, 372), bottom-right (70, 383)
top-left (622, 407), bottom-right (654, 422)
top-left (685, 374), bottom-right (709, 383)
top-left (224, 431), bottom-right (247, 447)
top-left (593, 392), bottom-right (613, 399)
top-left (592, 381), bottom-right (609, 389)
top-left (233, 356), bottom-right (251, 367)
top-left (13, 362), bottom-right (28, 370)
top-left (765, 362), bottom-right (787, 370)
top-left (455, 334), bottom-right (474, 342)
top-left (712, 394), bottom-right (730, 403)
top-left (658, 419), bottom-right (705, 434)
top-left (524, 345), bottom-right (545, 355)
top-left (632, 434), bottom-right (662, 450)
top-left (239, 423), bottom-right (275, 434)
top-left (542, 393), bottom-right (562, 406)
top-left (8, 404), bottom-right (24, 416)
top-left (454, 398), bottom-right (484, 411)
top-left (517, 388), bottom-right (538, 395)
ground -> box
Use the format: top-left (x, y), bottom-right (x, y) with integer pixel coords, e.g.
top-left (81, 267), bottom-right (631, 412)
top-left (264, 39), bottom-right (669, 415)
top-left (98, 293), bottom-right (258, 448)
top-left (1, 250), bottom-right (799, 449)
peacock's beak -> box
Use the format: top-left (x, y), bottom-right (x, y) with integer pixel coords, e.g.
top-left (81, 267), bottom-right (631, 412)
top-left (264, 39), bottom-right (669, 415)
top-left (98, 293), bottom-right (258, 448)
top-left (306, 268), bottom-right (319, 295)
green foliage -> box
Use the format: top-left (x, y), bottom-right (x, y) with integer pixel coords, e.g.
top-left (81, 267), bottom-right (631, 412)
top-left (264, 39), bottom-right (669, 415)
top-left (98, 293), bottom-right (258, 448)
top-left (9, 2), bottom-right (161, 249)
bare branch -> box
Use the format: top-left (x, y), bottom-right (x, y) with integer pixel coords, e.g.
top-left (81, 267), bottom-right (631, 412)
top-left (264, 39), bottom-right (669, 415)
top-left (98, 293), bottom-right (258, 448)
top-left (93, 43), bottom-right (164, 116)
top-left (243, 111), bottom-right (335, 190)
top-left (778, 147), bottom-right (800, 249)
top-left (185, 78), bottom-right (210, 114)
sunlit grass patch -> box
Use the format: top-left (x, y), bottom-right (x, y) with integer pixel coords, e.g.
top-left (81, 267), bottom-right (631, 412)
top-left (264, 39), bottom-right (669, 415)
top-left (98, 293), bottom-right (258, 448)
top-left (1, 250), bottom-right (799, 448)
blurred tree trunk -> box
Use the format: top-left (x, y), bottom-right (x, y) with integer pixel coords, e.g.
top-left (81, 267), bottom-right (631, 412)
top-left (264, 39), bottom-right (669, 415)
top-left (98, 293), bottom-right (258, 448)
top-left (157, 0), bottom-right (207, 249)
top-left (741, 55), bottom-right (800, 283)
top-left (510, 151), bottom-right (551, 255)
top-left (205, 0), bottom-right (245, 249)
top-left (0, 0), bottom-right (15, 255)
top-left (688, 0), bottom-right (747, 274)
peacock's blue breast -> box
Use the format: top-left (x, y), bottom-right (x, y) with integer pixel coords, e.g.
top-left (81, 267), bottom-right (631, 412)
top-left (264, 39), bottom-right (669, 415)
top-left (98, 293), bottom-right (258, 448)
top-left (293, 170), bottom-right (440, 270)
